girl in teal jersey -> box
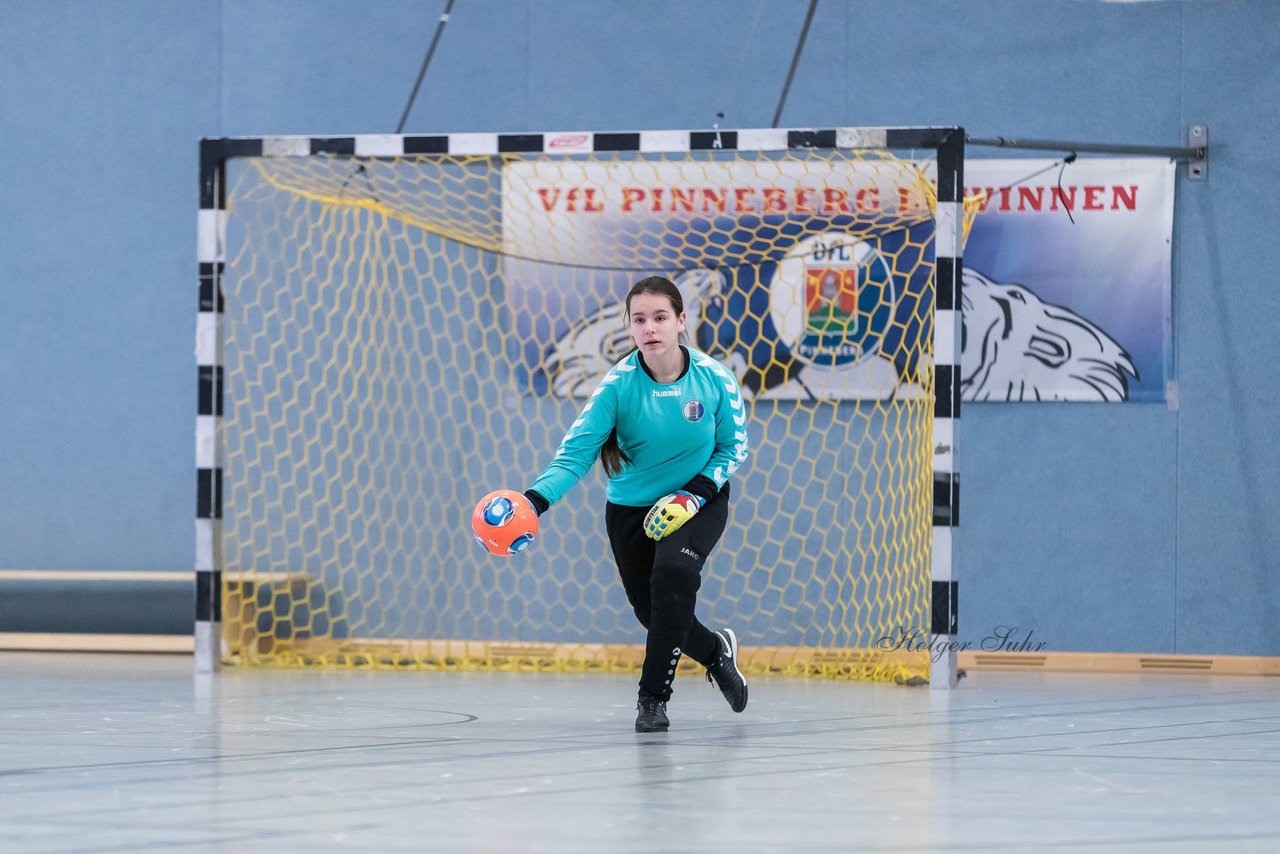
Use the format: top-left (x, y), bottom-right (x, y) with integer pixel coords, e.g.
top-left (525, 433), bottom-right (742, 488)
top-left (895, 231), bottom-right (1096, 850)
top-left (522, 276), bottom-right (750, 733)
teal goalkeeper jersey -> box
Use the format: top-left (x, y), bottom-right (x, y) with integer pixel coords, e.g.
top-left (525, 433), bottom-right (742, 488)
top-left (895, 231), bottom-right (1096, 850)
top-left (529, 347), bottom-right (749, 508)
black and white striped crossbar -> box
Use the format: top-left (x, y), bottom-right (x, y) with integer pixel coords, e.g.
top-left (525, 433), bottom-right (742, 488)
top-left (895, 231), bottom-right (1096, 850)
top-left (198, 127), bottom-right (958, 163)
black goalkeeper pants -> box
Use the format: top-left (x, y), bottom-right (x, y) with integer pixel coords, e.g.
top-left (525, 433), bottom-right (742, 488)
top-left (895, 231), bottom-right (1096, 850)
top-left (605, 484), bottom-right (730, 702)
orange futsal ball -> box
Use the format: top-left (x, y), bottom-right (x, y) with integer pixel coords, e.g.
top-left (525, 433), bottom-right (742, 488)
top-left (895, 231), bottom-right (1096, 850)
top-left (471, 489), bottom-right (539, 556)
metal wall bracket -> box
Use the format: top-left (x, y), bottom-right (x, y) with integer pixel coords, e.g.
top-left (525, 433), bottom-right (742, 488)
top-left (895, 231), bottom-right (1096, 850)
top-left (1187, 125), bottom-right (1208, 181)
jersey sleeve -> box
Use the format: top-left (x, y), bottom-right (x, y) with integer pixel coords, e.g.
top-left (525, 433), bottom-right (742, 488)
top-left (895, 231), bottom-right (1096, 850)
top-left (526, 368), bottom-right (622, 508)
top-left (698, 357), bottom-right (749, 489)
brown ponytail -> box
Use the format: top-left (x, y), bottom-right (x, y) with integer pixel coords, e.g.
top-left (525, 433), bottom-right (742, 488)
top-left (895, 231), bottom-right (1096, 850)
top-left (599, 427), bottom-right (630, 477)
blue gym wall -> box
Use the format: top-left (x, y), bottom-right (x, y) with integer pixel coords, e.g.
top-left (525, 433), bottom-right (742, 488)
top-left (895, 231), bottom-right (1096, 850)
top-left (1, 0), bottom-right (1276, 655)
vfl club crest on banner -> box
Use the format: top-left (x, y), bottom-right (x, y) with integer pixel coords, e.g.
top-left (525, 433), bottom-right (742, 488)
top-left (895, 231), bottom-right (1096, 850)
top-left (770, 232), bottom-right (896, 370)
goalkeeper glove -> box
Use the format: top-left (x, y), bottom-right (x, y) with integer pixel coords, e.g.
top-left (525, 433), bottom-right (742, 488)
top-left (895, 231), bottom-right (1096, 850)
top-left (643, 490), bottom-right (705, 541)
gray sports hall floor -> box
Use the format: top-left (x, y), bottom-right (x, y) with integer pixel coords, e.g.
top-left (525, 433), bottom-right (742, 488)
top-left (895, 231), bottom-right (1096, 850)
top-left (2, 652), bottom-right (1278, 853)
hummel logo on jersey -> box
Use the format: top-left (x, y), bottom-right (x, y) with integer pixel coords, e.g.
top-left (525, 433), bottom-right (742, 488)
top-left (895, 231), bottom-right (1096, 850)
top-left (652, 389), bottom-right (681, 397)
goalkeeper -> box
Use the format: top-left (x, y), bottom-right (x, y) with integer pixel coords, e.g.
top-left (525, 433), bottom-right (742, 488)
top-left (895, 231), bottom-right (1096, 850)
top-left (523, 275), bottom-right (750, 733)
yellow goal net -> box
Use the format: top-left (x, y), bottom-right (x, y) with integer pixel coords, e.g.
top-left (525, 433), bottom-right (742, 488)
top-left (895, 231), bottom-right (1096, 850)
top-left (209, 130), bottom-right (967, 682)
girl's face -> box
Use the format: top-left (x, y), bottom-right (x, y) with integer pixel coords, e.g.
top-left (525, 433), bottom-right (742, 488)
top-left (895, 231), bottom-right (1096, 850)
top-left (628, 292), bottom-right (686, 357)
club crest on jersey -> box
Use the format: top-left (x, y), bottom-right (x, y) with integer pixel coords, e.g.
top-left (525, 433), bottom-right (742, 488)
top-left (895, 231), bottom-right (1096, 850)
top-left (682, 399), bottom-right (705, 422)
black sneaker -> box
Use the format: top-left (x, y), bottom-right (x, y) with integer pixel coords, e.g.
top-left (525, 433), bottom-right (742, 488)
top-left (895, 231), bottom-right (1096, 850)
top-left (635, 695), bottom-right (670, 733)
top-left (706, 628), bottom-right (748, 713)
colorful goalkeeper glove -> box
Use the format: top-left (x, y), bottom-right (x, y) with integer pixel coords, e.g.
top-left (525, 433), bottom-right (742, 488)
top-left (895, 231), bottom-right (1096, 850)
top-left (643, 490), bottom-right (705, 541)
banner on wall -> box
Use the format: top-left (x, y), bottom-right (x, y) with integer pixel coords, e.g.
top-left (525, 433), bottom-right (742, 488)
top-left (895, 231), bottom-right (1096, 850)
top-left (502, 157), bottom-right (1173, 403)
